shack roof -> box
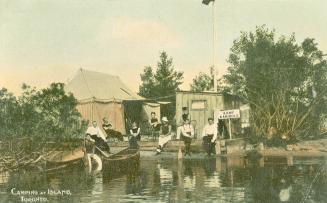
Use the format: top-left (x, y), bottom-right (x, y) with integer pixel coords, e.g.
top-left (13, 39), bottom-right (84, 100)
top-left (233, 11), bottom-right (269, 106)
top-left (65, 69), bottom-right (144, 102)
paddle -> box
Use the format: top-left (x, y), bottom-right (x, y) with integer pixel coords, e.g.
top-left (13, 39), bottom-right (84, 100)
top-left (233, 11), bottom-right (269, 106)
top-left (95, 146), bottom-right (111, 158)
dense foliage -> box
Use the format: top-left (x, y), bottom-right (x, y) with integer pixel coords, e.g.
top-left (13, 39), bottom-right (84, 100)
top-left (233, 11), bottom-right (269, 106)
top-left (139, 51), bottom-right (184, 119)
top-left (0, 83), bottom-right (87, 141)
top-left (223, 26), bottom-right (327, 145)
top-left (190, 67), bottom-right (214, 92)
top-left (139, 51), bottom-right (183, 98)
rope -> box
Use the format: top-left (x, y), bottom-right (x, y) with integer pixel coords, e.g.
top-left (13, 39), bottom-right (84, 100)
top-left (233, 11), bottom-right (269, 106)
top-left (143, 94), bottom-right (176, 101)
top-left (80, 68), bottom-right (93, 100)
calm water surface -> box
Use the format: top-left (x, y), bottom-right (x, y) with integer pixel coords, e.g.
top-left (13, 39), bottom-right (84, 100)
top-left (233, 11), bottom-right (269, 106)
top-left (0, 154), bottom-right (326, 203)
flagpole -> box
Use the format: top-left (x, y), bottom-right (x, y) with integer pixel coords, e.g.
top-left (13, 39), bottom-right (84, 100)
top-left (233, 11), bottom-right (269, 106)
top-left (203, 0), bottom-right (217, 92)
top-left (212, 0), bottom-right (217, 92)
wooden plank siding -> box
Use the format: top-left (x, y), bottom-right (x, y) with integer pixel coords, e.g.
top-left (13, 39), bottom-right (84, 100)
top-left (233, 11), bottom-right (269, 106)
top-left (176, 91), bottom-right (226, 140)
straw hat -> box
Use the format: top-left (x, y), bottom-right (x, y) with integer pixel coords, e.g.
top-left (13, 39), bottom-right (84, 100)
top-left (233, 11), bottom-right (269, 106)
top-left (161, 117), bottom-right (168, 122)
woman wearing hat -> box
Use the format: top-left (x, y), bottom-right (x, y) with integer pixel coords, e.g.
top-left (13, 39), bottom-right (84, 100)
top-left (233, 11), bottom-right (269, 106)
top-left (156, 117), bottom-right (172, 154)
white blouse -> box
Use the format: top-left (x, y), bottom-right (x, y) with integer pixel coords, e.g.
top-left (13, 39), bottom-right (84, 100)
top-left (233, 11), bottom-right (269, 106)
top-left (202, 123), bottom-right (218, 142)
top-left (181, 124), bottom-right (194, 138)
top-left (86, 126), bottom-right (107, 141)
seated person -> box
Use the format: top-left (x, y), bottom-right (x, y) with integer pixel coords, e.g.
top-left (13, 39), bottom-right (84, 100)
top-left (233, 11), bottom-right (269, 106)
top-left (180, 119), bottom-right (194, 156)
top-left (86, 121), bottom-right (110, 154)
top-left (150, 112), bottom-right (161, 140)
top-left (156, 117), bottom-right (172, 154)
top-left (129, 122), bottom-right (141, 149)
top-left (202, 118), bottom-right (217, 156)
top-left (102, 117), bottom-right (124, 141)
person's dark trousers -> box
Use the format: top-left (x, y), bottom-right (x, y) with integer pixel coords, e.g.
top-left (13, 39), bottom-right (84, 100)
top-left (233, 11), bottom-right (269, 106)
top-left (203, 136), bottom-right (210, 154)
top-left (154, 131), bottom-right (160, 141)
top-left (129, 136), bottom-right (139, 149)
top-left (207, 135), bottom-right (216, 156)
top-left (183, 136), bottom-right (192, 156)
top-left (90, 135), bottom-right (110, 152)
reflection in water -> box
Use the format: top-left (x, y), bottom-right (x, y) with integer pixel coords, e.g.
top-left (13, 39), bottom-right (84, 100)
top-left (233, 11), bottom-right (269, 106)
top-left (183, 160), bottom-right (195, 191)
top-left (0, 157), bottom-right (326, 203)
top-left (158, 163), bottom-right (173, 186)
top-left (0, 170), bottom-right (9, 184)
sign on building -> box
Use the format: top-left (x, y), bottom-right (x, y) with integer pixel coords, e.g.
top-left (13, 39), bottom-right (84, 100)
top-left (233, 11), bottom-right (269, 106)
top-left (214, 109), bottom-right (241, 140)
top-left (216, 109), bottom-right (240, 120)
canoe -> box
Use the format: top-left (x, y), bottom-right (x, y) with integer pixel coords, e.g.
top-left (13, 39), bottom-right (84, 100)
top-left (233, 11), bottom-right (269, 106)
top-left (45, 148), bottom-right (84, 173)
top-left (102, 148), bottom-right (140, 174)
top-left (44, 146), bottom-right (140, 175)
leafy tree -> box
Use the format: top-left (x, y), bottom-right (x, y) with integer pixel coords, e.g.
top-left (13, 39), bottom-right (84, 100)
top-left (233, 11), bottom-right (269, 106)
top-left (31, 83), bottom-right (87, 139)
top-left (139, 66), bottom-right (156, 98)
top-left (139, 51), bottom-right (183, 119)
top-left (190, 67), bottom-right (214, 92)
top-left (0, 88), bottom-right (21, 137)
top-left (0, 83), bottom-right (86, 140)
top-left (223, 26), bottom-right (327, 145)
top-left (139, 51), bottom-right (183, 99)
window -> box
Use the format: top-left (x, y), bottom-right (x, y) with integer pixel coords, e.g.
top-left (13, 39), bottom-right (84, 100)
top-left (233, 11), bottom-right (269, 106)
top-left (191, 100), bottom-right (207, 110)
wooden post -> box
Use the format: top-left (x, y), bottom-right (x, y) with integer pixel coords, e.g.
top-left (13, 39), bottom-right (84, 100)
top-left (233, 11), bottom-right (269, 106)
top-left (287, 156), bottom-right (294, 166)
top-left (216, 140), bottom-right (221, 155)
top-left (228, 118), bottom-right (232, 140)
top-left (259, 157), bottom-right (265, 167)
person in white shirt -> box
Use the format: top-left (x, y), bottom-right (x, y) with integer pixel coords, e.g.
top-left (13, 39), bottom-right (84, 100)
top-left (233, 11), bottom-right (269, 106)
top-left (202, 118), bottom-right (217, 156)
top-left (179, 118), bottom-right (194, 156)
top-left (85, 121), bottom-right (110, 153)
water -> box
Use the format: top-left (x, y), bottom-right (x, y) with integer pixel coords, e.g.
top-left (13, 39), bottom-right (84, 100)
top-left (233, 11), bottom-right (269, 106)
top-left (0, 154), bottom-right (326, 203)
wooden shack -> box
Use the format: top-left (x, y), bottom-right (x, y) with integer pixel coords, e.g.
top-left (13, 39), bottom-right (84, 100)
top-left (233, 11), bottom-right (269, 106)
top-left (175, 91), bottom-right (242, 139)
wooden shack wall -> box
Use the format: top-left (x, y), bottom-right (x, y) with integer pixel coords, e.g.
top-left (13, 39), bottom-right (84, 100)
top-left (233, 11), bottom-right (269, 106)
top-left (176, 92), bottom-right (225, 139)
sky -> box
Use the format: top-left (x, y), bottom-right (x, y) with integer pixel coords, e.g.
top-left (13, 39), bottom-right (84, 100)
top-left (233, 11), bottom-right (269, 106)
top-left (0, 0), bottom-right (327, 95)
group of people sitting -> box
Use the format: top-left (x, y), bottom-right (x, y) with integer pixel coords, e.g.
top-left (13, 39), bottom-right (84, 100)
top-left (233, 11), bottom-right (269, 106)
top-left (85, 110), bottom-right (223, 157)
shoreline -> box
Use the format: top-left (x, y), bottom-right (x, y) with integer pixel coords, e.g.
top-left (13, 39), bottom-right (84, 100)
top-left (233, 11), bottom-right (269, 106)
top-left (110, 138), bottom-right (327, 158)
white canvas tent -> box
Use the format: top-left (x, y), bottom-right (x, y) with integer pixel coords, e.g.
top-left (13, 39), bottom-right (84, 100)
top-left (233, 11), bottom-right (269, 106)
top-left (65, 69), bottom-right (157, 134)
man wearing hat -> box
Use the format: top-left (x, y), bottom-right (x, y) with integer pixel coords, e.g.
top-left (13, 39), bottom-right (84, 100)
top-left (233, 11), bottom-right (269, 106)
top-left (156, 117), bottom-right (172, 154)
top-left (180, 118), bottom-right (194, 156)
top-left (176, 107), bottom-right (191, 140)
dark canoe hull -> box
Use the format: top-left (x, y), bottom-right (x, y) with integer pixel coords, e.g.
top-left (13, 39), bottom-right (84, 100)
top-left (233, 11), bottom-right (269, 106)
top-left (102, 148), bottom-right (140, 175)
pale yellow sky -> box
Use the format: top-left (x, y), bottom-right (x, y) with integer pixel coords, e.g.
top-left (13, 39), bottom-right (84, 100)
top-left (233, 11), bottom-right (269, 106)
top-left (0, 0), bottom-right (326, 95)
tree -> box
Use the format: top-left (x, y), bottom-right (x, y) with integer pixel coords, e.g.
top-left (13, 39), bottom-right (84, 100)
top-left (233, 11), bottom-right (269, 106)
top-left (0, 88), bottom-right (21, 137)
top-left (223, 26), bottom-right (327, 145)
top-left (139, 51), bottom-right (184, 99)
top-left (30, 83), bottom-right (87, 139)
top-left (139, 66), bottom-right (156, 98)
top-left (0, 83), bottom-right (86, 140)
top-left (190, 67), bottom-right (214, 92)
top-left (139, 51), bottom-right (183, 119)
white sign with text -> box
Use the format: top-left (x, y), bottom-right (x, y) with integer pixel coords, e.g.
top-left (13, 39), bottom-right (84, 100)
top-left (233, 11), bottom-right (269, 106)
top-left (215, 109), bottom-right (240, 120)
